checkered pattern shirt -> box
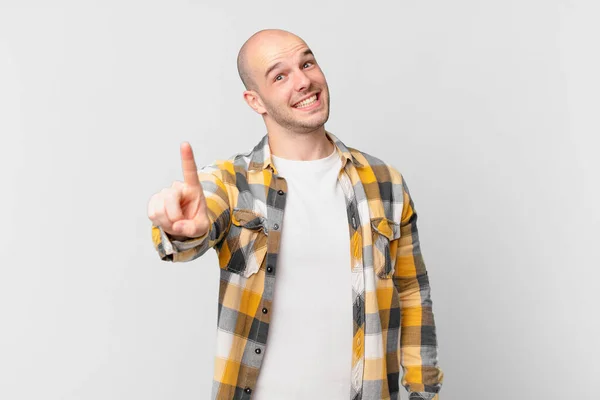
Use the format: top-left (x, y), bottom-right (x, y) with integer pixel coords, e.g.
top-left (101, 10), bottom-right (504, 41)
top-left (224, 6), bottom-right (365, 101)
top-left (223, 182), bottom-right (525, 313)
top-left (151, 131), bottom-right (444, 400)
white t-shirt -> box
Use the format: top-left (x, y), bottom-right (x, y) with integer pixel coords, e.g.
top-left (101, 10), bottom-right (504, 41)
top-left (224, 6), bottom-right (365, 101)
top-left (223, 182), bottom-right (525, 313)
top-left (252, 146), bottom-right (353, 399)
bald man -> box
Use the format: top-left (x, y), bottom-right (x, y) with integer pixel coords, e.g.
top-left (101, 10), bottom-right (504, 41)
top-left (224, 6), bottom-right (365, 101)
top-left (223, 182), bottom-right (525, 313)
top-left (149, 29), bottom-right (444, 400)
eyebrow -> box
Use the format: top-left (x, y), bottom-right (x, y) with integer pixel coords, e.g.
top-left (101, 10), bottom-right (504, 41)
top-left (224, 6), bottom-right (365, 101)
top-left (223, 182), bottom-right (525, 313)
top-left (264, 49), bottom-right (314, 79)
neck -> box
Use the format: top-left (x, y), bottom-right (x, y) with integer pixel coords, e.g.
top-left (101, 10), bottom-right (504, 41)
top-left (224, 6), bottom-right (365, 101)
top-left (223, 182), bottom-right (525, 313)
top-left (267, 126), bottom-right (333, 161)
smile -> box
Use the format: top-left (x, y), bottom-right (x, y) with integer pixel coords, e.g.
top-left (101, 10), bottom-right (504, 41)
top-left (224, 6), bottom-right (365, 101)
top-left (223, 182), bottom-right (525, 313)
top-left (293, 93), bottom-right (319, 109)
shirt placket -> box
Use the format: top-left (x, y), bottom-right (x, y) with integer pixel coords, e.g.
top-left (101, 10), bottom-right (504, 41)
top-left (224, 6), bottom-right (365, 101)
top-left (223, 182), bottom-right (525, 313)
top-left (242, 170), bottom-right (288, 398)
top-left (338, 161), bottom-right (367, 399)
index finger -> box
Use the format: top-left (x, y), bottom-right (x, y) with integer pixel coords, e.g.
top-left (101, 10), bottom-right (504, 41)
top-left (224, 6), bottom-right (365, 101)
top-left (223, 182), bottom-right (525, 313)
top-left (180, 141), bottom-right (200, 187)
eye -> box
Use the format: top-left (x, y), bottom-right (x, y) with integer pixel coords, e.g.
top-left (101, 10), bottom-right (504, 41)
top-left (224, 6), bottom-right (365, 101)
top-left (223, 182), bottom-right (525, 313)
top-left (303, 61), bottom-right (314, 68)
top-left (274, 74), bottom-right (284, 82)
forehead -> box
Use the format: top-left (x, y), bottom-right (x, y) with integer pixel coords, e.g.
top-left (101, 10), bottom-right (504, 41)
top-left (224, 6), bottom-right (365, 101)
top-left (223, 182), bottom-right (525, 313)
top-left (250, 35), bottom-right (311, 73)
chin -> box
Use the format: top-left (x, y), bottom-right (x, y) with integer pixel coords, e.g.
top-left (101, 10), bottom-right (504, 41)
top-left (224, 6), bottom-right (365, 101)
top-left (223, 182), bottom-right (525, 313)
top-left (295, 118), bottom-right (329, 132)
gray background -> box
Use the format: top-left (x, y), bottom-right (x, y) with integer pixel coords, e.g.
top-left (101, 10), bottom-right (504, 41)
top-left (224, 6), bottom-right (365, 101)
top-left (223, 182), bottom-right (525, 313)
top-left (1, 1), bottom-right (598, 399)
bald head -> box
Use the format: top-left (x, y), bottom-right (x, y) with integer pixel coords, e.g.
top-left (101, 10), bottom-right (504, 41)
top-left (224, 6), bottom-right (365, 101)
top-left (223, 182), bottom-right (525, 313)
top-left (237, 29), bottom-right (308, 92)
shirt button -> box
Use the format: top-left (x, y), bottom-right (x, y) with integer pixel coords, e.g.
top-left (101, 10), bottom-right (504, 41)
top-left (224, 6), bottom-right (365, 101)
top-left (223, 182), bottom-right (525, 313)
top-left (351, 216), bottom-right (357, 229)
top-left (262, 307), bottom-right (268, 314)
top-left (273, 223), bottom-right (279, 230)
top-left (255, 348), bottom-right (261, 354)
top-left (267, 265), bottom-right (273, 273)
top-left (244, 387), bottom-right (252, 394)
top-left (277, 189), bottom-right (284, 195)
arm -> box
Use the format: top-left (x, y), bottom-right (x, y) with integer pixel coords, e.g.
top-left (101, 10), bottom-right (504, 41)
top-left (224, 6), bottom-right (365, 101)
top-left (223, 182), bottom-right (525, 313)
top-left (394, 174), bottom-right (444, 400)
top-left (151, 165), bottom-right (231, 263)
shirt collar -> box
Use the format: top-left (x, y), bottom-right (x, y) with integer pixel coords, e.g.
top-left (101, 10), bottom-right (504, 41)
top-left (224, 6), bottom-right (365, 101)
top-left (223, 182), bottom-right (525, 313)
top-left (248, 130), bottom-right (364, 172)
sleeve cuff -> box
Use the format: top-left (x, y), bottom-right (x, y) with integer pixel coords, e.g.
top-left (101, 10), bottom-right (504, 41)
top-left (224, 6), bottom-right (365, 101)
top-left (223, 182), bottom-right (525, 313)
top-left (156, 226), bottom-right (210, 262)
top-left (409, 392), bottom-right (439, 400)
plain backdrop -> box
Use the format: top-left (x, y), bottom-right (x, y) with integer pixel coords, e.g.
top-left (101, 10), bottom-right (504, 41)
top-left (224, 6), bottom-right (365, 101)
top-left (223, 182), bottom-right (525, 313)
top-left (1, 1), bottom-right (598, 399)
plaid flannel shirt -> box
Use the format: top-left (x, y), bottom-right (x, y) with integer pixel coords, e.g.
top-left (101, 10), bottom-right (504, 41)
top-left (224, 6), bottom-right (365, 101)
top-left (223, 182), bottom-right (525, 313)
top-left (151, 131), bottom-right (444, 400)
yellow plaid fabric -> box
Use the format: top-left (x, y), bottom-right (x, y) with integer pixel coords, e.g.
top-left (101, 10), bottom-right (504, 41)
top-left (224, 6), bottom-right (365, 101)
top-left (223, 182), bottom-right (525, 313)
top-left (151, 131), bottom-right (444, 400)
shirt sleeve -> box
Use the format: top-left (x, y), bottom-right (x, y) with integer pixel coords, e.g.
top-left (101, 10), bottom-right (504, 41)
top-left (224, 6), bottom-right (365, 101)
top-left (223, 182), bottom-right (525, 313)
top-left (150, 165), bottom-right (231, 263)
top-left (394, 174), bottom-right (444, 399)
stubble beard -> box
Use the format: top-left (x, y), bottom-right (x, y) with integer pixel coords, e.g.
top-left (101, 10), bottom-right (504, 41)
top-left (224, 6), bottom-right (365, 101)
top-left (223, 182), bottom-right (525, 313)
top-left (263, 88), bottom-right (331, 134)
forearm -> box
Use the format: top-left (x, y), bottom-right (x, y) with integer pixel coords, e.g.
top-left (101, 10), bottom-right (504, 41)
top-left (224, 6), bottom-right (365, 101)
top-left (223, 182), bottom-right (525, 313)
top-left (398, 274), bottom-right (443, 398)
top-left (395, 173), bottom-right (444, 398)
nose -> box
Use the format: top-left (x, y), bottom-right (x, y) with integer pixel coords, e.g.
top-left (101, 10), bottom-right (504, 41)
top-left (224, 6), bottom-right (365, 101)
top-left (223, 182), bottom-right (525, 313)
top-left (293, 69), bottom-right (311, 92)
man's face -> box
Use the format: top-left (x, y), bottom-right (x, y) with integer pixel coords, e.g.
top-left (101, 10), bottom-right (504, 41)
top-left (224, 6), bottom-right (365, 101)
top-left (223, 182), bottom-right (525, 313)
top-left (248, 37), bottom-right (330, 133)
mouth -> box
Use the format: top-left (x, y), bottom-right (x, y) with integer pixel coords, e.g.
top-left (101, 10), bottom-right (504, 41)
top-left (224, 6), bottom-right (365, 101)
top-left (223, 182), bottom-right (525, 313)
top-left (292, 92), bottom-right (321, 110)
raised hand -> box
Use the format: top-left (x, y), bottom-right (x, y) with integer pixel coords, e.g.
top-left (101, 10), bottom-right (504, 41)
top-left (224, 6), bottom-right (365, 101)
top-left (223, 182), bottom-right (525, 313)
top-left (148, 142), bottom-right (210, 240)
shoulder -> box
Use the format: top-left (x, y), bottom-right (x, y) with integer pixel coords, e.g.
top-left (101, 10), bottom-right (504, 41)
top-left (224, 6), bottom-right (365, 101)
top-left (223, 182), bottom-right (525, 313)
top-left (197, 147), bottom-right (254, 181)
top-left (347, 146), bottom-right (405, 186)
top-left (346, 145), bottom-right (410, 224)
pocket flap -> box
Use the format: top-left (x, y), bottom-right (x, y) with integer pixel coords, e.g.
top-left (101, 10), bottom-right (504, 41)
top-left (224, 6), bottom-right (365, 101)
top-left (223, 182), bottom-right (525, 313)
top-left (370, 217), bottom-right (400, 241)
top-left (370, 217), bottom-right (400, 278)
top-left (232, 208), bottom-right (267, 233)
top-left (219, 208), bottom-right (268, 278)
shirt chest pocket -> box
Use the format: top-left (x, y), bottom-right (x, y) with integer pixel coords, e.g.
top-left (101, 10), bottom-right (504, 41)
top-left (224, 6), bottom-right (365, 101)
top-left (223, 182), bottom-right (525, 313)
top-left (218, 208), bottom-right (268, 278)
top-left (371, 217), bottom-right (401, 279)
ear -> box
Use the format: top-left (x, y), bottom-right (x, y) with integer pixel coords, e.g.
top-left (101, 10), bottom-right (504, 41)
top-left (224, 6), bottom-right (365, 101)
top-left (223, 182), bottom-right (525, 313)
top-left (243, 90), bottom-right (267, 115)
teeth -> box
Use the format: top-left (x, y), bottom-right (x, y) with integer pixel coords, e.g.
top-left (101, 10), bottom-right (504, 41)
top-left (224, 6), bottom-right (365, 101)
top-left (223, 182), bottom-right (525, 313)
top-left (294, 94), bottom-right (317, 108)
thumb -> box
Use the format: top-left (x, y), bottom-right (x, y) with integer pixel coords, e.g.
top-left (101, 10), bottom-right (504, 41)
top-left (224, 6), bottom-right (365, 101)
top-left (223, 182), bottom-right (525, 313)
top-left (171, 220), bottom-right (195, 238)
top-left (172, 216), bottom-right (206, 238)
